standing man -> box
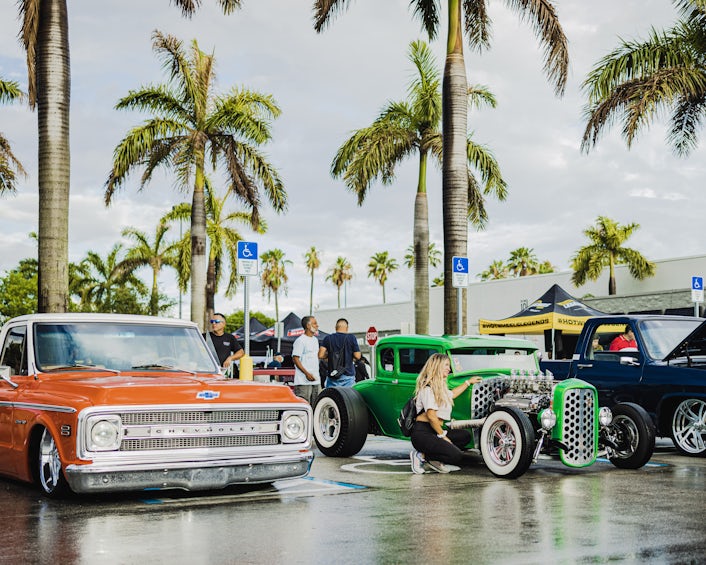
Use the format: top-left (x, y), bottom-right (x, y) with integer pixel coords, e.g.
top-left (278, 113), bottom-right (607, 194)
top-left (292, 316), bottom-right (322, 404)
top-left (205, 313), bottom-right (244, 371)
top-left (319, 318), bottom-right (361, 388)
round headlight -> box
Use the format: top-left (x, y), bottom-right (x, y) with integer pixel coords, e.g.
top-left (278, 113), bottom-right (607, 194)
top-left (599, 407), bottom-right (613, 426)
top-left (282, 414), bottom-right (306, 441)
top-left (539, 408), bottom-right (557, 430)
top-left (90, 419), bottom-right (121, 451)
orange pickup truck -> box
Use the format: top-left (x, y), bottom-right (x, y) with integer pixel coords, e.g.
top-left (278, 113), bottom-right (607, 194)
top-left (0, 313), bottom-right (313, 497)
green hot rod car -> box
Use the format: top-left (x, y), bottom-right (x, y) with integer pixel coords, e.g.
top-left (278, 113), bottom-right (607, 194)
top-left (313, 334), bottom-right (656, 478)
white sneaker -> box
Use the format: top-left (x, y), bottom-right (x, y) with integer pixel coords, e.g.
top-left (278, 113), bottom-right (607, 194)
top-left (410, 450), bottom-right (425, 474)
top-left (427, 460), bottom-right (460, 473)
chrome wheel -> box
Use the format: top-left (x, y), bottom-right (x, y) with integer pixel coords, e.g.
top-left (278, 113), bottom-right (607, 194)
top-left (313, 396), bottom-right (341, 449)
top-left (479, 407), bottom-right (534, 479)
top-left (38, 428), bottom-right (65, 495)
top-left (672, 399), bottom-right (706, 456)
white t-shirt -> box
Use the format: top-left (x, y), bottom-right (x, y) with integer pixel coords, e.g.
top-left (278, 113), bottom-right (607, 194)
top-left (415, 386), bottom-right (453, 421)
top-left (292, 334), bottom-right (321, 385)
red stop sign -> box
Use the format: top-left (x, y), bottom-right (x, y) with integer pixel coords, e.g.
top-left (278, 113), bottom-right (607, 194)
top-left (366, 326), bottom-right (378, 346)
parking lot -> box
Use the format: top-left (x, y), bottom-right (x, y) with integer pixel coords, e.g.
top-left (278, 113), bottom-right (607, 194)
top-left (1, 437), bottom-right (704, 564)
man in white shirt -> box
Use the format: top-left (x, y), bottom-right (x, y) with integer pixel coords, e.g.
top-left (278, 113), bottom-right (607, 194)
top-left (291, 316), bottom-right (321, 404)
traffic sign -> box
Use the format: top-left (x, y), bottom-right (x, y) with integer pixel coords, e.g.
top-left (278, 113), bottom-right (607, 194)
top-left (366, 326), bottom-right (378, 346)
top-left (692, 276), bottom-right (704, 303)
top-left (452, 256), bottom-right (469, 288)
top-left (237, 241), bottom-right (258, 276)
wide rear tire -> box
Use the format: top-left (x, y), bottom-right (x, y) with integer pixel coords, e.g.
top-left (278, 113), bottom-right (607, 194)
top-left (605, 402), bottom-right (655, 469)
top-left (479, 406), bottom-right (535, 479)
top-left (313, 387), bottom-right (369, 457)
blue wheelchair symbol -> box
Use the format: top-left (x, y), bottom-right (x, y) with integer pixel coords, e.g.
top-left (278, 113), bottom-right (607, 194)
top-left (452, 256), bottom-right (469, 273)
top-left (693, 277), bottom-right (703, 291)
top-left (237, 241), bottom-right (258, 260)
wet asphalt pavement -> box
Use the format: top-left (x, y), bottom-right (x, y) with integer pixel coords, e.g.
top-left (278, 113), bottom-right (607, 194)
top-left (1, 438), bottom-right (705, 564)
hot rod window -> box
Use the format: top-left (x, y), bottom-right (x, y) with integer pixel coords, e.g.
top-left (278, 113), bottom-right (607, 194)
top-left (399, 348), bottom-right (436, 375)
top-left (379, 348), bottom-right (394, 372)
top-left (0, 325), bottom-right (27, 376)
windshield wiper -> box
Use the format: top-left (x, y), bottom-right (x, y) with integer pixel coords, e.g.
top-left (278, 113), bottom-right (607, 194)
top-left (42, 364), bottom-right (121, 374)
top-left (131, 364), bottom-right (196, 375)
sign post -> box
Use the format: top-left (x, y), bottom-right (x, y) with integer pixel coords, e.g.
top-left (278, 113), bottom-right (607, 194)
top-left (452, 256), bottom-right (469, 335)
top-left (366, 326), bottom-right (378, 379)
top-left (692, 276), bottom-right (703, 317)
top-left (237, 241), bottom-right (259, 356)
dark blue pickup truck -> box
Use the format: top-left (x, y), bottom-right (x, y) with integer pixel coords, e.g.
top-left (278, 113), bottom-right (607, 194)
top-left (540, 315), bottom-right (706, 456)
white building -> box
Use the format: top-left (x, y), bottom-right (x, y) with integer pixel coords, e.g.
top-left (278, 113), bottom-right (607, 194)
top-left (315, 253), bottom-right (706, 353)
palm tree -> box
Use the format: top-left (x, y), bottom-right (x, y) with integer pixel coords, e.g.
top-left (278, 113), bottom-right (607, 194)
top-left (368, 251), bottom-right (399, 304)
top-left (260, 249), bottom-right (291, 331)
top-left (314, 1), bottom-right (568, 334)
top-left (582, 1), bottom-right (706, 156)
top-left (18, 0), bottom-right (71, 313)
top-left (403, 242), bottom-right (442, 270)
top-left (304, 246), bottom-right (321, 315)
top-left (0, 77), bottom-right (27, 195)
top-left (326, 256), bottom-right (353, 308)
top-left (105, 31), bottom-right (286, 330)
top-left (118, 220), bottom-right (180, 316)
top-left (15, 1), bottom-right (241, 314)
top-left (71, 245), bottom-right (148, 313)
top-left (571, 216), bottom-right (656, 295)
top-left (479, 260), bottom-right (509, 281)
top-left (164, 181), bottom-right (263, 319)
top-left (507, 247), bottom-right (540, 277)
top-left (331, 40), bottom-right (506, 334)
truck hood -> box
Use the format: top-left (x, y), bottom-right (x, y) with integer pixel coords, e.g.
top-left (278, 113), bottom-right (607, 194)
top-left (31, 372), bottom-right (301, 406)
top-left (663, 319), bottom-right (706, 362)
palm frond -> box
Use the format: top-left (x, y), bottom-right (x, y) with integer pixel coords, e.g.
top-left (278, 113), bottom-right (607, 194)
top-left (505, 0), bottom-right (569, 95)
top-left (464, 0), bottom-right (492, 52)
top-left (313, 0), bottom-right (352, 33)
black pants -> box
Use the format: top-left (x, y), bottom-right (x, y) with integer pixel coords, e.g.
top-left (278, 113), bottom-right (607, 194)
top-left (410, 421), bottom-right (471, 465)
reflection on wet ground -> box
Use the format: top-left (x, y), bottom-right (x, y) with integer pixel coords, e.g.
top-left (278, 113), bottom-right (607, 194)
top-left (1, 438), bottom-right (704, 564)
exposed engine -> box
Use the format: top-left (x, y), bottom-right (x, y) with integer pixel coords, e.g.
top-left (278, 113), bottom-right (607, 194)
top-left (471, 373), bottom-right (556, 418)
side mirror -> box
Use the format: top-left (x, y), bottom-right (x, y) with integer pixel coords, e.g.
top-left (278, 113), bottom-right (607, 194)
top-left (0, 365), bottom-right (19, 388)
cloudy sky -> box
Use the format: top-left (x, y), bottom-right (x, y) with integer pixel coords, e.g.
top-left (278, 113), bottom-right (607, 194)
top-left (0, 0), bottom-right (700, 320)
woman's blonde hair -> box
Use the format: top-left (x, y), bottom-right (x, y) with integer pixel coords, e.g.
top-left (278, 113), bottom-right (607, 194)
top-left (414, 353), bottom-right (451, 407)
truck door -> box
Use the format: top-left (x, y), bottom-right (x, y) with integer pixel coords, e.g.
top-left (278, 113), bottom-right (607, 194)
top-left (573, 322), bottom-right (644, 407)
top-left (0, 324), bottom-right (28, 475)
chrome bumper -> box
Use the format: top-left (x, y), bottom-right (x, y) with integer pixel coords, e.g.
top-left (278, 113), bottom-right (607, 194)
top-left (64, 452), bottom-right (314, 493)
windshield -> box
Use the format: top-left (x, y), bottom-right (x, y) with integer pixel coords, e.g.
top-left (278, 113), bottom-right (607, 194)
top-left (34, 322), bottom-right (219, 373)
top-left (639, 318), bottom-right (703, 359)
top-left (450, 347), bottom-right (538, 373)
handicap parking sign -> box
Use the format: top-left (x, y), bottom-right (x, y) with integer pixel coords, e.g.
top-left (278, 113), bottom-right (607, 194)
top-left (452, 256), bottom-right (469, 288)
top-left (237, 241), bottom-right (258, 276)
top-left (692, 276), bottom-right (704, 303)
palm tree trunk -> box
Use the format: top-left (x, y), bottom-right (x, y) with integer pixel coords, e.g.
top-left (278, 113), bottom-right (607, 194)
top-left (414, 151), bottom-right (430, 334)
top-left (150, 266), bottom-right (159, 316)
top-left (36, 0), bottom-right (70, 313)
top-left (190, 159), bottom-right (208, 330)
top-left (609, 255), bottom-right (616, 295)
top-left (337, 286), bottom-right (341, 308)
top-left (442, 0), bottom-right (469, 334)
top-left (206, 255), bottom-right (216, 319)
top-left (308, 272), bottom-right (313, 315)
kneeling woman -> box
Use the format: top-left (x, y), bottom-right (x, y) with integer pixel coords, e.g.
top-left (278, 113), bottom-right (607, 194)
top-left (410, 353), bottom-right (481, 474)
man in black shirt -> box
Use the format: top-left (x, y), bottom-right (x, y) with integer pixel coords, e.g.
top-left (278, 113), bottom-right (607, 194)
top-left (205, 313), bottom-right (244, 369)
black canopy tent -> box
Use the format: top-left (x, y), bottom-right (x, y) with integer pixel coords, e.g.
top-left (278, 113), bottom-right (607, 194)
top-left (233, 317), bottom-right (268, 339)
top-left (236, 312), bottom-right (327, 357)
top-left (479, 284), bottom-right (607, 358)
